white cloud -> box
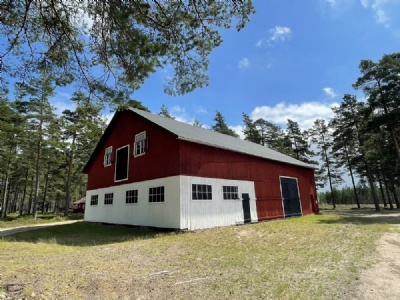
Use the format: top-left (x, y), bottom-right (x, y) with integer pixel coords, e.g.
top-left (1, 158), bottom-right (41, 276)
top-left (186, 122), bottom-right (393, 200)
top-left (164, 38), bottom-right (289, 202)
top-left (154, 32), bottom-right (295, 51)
top-left (250, 102), bottom-right (338, 130)
top-left (325, 0), bottom-right (337, 6)
top-left (51, 99), bottom-right (76, 116)
top-left (229, 125), bottom-right (245, 140)
top-left (360, 0), bottom-right (397, 26)
top-left (238, 57), bottom-right (250, 69)
top-left (269, 26), bottom-right (292, 42)
top-left (255, 26), bottom-right (291, 48)
top-left (323, 87), bottom-right (337, 98)
top-left (195, 106), bottom-right (208, 114)
top-left (360, 0), bottom-right (369, 8)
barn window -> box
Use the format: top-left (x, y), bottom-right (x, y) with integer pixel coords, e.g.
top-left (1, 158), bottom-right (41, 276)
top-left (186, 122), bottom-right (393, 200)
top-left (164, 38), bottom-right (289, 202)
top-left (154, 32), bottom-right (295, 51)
top-left (90, 195), bottom-right (98, 206)
top-left (223, 186), bottom-right (239, 200)
top-left (104, 146), bottom-right (113, 166)
top-left (126, 190), bottom-right (138, 204)
top-left (104, 193), bottom-right (114, 205)
top-left (192, 184), bottom-right (212, 200)
top-left (149, 186), bottom-right (164, 203)
top-left (134, 131), bottom-right (146, 157)
top-left (115, 145), bottom-right (129, 182)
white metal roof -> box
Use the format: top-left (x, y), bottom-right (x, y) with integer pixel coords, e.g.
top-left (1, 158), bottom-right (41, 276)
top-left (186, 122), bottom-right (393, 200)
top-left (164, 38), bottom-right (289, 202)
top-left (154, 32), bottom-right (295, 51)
top-left (131, 108), bottom-right (315, 169)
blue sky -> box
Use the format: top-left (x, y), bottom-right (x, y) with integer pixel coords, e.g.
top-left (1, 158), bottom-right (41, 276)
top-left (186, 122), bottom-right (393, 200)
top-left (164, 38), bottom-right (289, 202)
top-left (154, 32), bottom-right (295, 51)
top-left (52, 0), bottom-right (400, 136)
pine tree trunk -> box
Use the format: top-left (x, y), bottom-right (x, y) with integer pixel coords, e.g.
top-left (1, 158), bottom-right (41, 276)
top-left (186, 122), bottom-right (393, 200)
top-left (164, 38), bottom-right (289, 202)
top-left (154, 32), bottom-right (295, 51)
top-left (64, 135), bottom-right (76, 217)
top-left (32, 121), bottom-right (43, 219)
top-left (19, 168), bottom-right (29, 216)
top-left (390, 182), bottom-right (400, 208)
top-left (384, 182), bottom-right (394, 210)
top-left (346, 155), bottom-right (360, 208)
top-left (378, 179), bottom-right (387, 207)
top-left (41, 173), bottom-right (49, 215)
top-left (27, 175), bottom-right (34, 214)
top-left (1, 177), bottom-right (9, 219)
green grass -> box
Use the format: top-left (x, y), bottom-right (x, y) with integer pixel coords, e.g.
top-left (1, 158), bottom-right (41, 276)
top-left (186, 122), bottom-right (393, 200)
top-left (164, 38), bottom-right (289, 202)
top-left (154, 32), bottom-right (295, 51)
top-left (0, 210), bottom-right (398, 299)
top-left (0, 212), bottom-right (84, 229)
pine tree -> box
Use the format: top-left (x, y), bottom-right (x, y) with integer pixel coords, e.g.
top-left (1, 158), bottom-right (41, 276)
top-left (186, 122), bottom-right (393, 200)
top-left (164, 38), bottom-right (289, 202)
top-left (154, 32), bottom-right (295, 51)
top-left (353, 53), bottom-right (400, 164)
top-left (310, 119), bottom-right (343, 208)
top-left (254, 118), bottom-right (293, 155)
top-left (242, 113), bottom-right (262, 144)
top-left (61, 91), bottom-right (106, 216)
top-left (286, 119), bottom-right (316, 164)
top-left (158, 104), bottom-right (175, 119)
top-left (15, 72), bottom-right (57, 219)
top-left (211, 111), bottom-right (239, 138)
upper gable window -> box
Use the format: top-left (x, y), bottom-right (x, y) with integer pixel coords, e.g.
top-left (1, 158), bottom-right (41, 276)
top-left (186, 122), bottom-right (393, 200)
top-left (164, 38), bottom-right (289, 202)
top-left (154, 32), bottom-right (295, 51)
top-left (104, 146), bottom-right (113, 167)
top-left (134, 131), bottom-right (146, 157)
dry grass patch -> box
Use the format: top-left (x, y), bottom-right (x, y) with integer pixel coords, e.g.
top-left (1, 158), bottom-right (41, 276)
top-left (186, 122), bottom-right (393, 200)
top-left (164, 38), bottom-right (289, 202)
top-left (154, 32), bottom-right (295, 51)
top-left (0, 213), bottom-right (83, 229)
top-left (0, 213), bottom-right (395, 299)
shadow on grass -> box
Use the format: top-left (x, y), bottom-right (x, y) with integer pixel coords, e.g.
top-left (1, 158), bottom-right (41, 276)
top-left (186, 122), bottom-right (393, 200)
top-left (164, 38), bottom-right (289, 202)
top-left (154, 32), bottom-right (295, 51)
top-left (1, 213), bottom-right (84, 222)
top-left (1, 222), bottom-right (173, 246)
top-left (318, 214), bottom-right (400, 226)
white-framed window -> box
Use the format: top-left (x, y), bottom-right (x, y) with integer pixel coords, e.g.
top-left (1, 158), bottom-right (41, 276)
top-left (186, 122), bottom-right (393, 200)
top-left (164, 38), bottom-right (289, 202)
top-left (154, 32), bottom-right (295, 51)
top-left (134, 131), bottom-right (146, 157)
top-left (104, 146), bottom-right (113, 166)
top-left (223, 186), bottom-right (239, 200)
top-left (126, 190), bottom-right (138, 204)
top-left (149, 186), bottom-right (164, 203)
top-left (104, 193), bottom-right (114, 205)
top-left (192, 184), bottom-right (212, 200)
top-left (90, 195), bottom-right (98, 206)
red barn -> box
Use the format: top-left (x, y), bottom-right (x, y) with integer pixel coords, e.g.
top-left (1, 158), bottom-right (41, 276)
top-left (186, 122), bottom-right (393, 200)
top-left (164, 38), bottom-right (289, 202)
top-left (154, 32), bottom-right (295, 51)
top-left (83, 108), bottom-right (318, 230)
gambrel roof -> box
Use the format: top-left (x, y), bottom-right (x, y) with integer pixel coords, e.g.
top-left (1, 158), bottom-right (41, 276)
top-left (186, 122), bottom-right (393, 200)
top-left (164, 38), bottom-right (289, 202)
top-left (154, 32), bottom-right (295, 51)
top-left (83, 108), bottom-right (315, 173)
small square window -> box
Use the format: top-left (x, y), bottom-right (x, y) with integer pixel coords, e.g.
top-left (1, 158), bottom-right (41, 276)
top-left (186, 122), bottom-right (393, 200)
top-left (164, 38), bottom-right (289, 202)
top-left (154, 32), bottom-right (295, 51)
top-left (149, 186), bottom-right (164, 203)
top-left (223, 186), bottom-right (239, 200)
top-left (126, 190), bottom-right (138, 204)
top-left (90, 195), bottom-right (98, 206)
top-left (104, 193), bottom-right (114, 205)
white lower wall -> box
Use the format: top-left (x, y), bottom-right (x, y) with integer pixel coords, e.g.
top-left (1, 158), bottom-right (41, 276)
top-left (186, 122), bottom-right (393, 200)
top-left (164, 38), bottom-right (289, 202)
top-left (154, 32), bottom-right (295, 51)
top-left (85, 176), bottom-right (181, 229)
top-left (180, 176), bottom-right (257, 230)
top-left (85, 175), bottom-right (257, 230)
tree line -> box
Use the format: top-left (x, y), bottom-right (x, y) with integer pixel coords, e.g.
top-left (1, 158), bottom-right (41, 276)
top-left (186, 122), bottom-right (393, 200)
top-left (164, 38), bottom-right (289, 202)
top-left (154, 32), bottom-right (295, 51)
top-left (0, 73), bottom-right (107, 218)
top-left (207, 53), bottom-right (400, 211)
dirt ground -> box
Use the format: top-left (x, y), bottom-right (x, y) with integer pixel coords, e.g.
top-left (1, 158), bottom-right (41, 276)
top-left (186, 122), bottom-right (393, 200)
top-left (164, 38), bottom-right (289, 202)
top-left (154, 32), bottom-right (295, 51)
top-left (350, 213), bottom-right (400, 300)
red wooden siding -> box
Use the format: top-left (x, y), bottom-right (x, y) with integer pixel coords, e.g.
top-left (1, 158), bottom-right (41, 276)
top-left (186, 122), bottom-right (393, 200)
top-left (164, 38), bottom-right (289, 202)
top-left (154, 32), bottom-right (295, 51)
top-left (178, 141), bottom-right (318, 220)
top-left (86, 111), bottom-right (181, 190)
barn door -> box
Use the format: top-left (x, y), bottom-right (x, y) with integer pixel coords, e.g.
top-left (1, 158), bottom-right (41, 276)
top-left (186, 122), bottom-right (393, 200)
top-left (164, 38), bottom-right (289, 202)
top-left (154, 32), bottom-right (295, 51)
top-left (242, 193), bottom-right (251, 223)
top-left (115, 145), bottom-right (129, 181)
top-left (280, 177), bottom-right (302, 217)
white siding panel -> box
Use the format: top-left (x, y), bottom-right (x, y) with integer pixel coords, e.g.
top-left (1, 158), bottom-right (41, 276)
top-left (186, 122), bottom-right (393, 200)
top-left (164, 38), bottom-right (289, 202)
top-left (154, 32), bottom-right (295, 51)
top-left (85, 176), bottom-right (181, 229)
top-left (180, 176), bottom-right (257, 230)
top-left (85, 175), bottom-right (257, 230)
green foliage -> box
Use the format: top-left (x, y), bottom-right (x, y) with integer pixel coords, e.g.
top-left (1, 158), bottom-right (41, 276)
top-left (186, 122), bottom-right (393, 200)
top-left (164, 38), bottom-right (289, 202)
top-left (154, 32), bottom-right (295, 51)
top-left (286, 119), bottom-right (316, 164)
top-left (158, 104), bottom-right (175, 119)
top-left (211, 110), bottom-right (239, 137)
top-left (242, 113), bottom-right (262, 144)
top-left (0, 0), bottom-right (255, 101)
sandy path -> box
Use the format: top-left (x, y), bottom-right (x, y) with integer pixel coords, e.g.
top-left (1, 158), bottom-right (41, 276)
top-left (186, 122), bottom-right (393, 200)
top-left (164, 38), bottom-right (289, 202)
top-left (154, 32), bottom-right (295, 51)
top-left (352, 225), bottom-right (400, 299)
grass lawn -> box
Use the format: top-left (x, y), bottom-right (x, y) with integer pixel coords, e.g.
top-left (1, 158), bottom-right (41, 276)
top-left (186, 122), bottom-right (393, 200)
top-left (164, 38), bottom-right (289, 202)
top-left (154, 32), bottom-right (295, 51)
top-left (0, 209), bottom-right (399, 299)
top-left (0, 213), bottom-right (84, 229)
